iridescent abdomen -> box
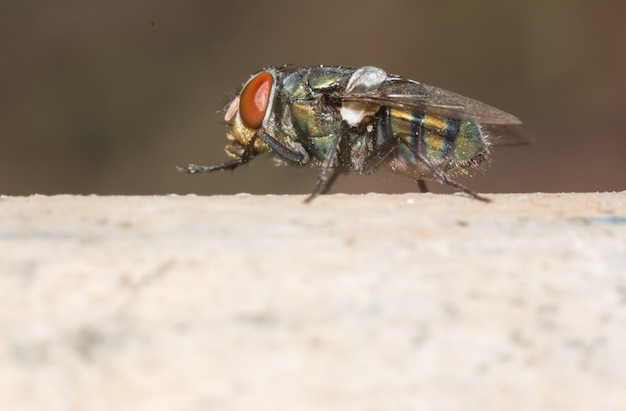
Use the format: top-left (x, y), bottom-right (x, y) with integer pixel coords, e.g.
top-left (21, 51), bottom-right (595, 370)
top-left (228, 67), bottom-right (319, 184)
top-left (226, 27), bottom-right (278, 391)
top-left (380, 108), bottom-right (488, 173)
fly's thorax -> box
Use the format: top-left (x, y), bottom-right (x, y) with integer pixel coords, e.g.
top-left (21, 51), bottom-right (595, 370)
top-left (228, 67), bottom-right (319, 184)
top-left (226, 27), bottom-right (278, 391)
top-left (279, 66), bottom-right (377, 163)
top-left (277, 70), bottom-right (341, 162)
top-left (285, 106), bottom-right (331, 163)
top-left (223, 68), bottom-right (284, 155)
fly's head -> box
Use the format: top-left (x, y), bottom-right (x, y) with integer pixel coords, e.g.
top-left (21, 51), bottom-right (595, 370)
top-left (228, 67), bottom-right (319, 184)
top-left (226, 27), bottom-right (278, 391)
top-left (223, 69), bottom-right (280, 157)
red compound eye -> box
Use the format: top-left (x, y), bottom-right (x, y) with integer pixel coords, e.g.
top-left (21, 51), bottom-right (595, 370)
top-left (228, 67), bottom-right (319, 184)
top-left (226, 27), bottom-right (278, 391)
top-left (239, 72), bottom-right (273, 129)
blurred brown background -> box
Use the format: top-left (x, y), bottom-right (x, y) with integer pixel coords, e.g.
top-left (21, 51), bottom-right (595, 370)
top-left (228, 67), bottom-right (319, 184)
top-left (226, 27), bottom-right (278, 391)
top-left (1, 0), bottom-right (625, 196)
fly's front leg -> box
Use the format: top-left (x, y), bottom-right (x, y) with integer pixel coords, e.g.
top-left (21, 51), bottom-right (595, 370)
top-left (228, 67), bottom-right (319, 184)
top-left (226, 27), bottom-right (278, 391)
top-left (176, 160), bottom-right (243, 174)
top-left (176, 133), bottom-right (260, 174)
top-left (256, 131), bottom-right (307, 165)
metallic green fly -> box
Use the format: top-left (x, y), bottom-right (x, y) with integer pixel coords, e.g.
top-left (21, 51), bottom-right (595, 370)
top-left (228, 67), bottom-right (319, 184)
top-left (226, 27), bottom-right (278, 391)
top-left (178, 65), bottom-right (531, 202)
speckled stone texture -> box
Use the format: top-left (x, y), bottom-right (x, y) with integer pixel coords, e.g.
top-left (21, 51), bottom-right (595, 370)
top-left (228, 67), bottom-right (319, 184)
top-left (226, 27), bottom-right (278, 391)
top-left (1, 192), bottom-right (625, 411)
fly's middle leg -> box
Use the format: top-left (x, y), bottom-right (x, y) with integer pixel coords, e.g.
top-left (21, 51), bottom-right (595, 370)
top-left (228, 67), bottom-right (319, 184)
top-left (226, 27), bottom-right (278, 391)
top-left (305, 130), bottom-right (343, 203)
top-left (417, 179), bottom-right (429, 193)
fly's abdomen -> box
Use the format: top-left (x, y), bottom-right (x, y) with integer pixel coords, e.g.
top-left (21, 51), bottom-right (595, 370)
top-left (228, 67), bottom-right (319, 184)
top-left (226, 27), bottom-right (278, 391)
top-left (382, 108), bottom-right (487, 169)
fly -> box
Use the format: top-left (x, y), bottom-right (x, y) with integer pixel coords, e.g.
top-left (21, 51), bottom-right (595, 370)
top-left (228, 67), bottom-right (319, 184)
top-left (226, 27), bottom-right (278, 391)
top-left (177, 65), bottom-right (531, 202)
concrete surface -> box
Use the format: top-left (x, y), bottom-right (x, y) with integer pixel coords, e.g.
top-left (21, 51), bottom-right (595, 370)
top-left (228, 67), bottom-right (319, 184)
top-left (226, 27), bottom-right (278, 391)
top-left (1, 192), bottom-right (625, 411)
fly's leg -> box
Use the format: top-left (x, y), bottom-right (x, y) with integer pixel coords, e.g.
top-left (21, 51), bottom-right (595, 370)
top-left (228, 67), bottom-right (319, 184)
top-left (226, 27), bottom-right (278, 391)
top-left (177, 130), bottom-right (309, 174)
top-left (256, 131), bottom-right (306, 164)
top-left (317, 170), bottom-right (344, 195)
top-left (305, 130), bottom-right (343, 203)
top-left (361, 107), bottom-right (401, 172)
top-left (417, 179), bottom-right (429, 193)
top-left (363, 108), bottom-right (430, 196)
top-left (176, 133), bottom-right (259, 174)
top-left (412, 149), bottom-right (490, 202)
top-left (177, 159), bottom-right (243, 174)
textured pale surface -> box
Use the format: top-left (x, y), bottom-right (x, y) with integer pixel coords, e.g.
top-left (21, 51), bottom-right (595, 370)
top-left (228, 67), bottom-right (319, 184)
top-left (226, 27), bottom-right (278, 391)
top-left (1, 192), bottom-right (625, 411)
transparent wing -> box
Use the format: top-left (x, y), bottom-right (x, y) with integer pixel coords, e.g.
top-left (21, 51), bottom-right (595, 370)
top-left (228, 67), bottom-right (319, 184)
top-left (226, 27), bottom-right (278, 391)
top-left (341, 78), bottom-right (532, 146)
top-left (482, 123), bottom-right (534, 146)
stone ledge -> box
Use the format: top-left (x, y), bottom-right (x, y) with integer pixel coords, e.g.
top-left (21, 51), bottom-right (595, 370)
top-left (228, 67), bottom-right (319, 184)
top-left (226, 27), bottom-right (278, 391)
top-left (1, 192), bottom-right (625, 410)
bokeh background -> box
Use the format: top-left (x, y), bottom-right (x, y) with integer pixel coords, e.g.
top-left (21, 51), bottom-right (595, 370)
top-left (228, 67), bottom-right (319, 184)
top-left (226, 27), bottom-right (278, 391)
top-left (2, 0), bottom-right (625, 196)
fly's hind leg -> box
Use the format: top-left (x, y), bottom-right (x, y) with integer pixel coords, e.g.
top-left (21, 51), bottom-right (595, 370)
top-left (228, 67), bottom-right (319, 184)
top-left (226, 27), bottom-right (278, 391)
top-left (413, 150), bottom-right (490, 202)
top-left (365, 108), bottom-right (433, 197)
